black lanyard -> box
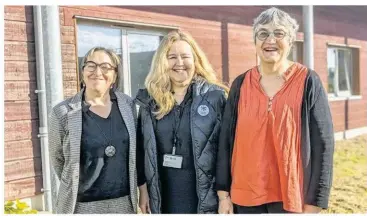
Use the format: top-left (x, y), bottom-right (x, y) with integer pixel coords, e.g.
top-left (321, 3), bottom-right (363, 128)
top-left (86, 104), bottom-right (113, 149)
top-left (172, 105), bottom-right (185, 155)
top-left (171, 85), bottom-right (193, 155)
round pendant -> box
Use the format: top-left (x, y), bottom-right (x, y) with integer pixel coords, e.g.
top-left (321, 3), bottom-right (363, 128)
top-left (105, 145), bottom-right (116, 157)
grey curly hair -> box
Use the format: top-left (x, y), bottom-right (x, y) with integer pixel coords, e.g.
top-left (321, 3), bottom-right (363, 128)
top-left (253, 7), bottom-right (299, 45)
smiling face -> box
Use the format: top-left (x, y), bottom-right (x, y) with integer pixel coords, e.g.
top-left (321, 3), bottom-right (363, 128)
top-left (167, 40), bottom-right (195, 87)
top-left (82, 50), bottom-right (117, 93)
top-left (255, 23), bottom-right (292, 64)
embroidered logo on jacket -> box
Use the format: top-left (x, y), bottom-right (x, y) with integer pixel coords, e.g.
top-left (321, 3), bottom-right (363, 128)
top-left (197, 105), bottom-right (209, 116)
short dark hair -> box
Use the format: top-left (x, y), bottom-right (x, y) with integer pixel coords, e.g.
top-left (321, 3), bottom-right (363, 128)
top-left (79, 47), bottom-right (122, 90)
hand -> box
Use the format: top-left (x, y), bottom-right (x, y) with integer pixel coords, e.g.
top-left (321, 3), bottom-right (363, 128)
top-left (303, 204), bottom-right (322, 213)
top-left (138, 183), bottom-right (151, 214)
top-left (218, 197), bottom-right (234, 214)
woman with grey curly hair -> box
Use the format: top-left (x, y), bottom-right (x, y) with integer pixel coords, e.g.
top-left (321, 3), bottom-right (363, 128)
top-left (215, 7), bottom-right (334, 214)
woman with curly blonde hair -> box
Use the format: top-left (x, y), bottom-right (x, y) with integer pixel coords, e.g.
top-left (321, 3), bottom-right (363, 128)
top-left (135, 30), bottom-right (228, 214)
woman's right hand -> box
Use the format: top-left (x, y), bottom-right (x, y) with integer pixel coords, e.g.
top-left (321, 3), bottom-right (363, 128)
top-left (219, 198), bottom-right (234, 214)
top-left (218, 191), bottom-right (233, 214)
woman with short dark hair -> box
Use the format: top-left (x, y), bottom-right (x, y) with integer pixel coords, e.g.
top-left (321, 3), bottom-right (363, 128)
top-left (49, 47), bottom-right (146, 214)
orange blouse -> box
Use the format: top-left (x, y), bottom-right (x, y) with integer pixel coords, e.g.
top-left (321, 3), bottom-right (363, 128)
top-left (230, 63), bottom-right (308, 213)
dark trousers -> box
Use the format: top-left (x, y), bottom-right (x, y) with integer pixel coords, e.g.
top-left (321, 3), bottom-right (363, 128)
top-left (234, 202), bottom-right (290, 214)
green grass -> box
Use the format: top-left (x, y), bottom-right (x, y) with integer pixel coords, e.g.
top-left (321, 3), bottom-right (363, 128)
top-left (323, 134), bottom-right (367, 213)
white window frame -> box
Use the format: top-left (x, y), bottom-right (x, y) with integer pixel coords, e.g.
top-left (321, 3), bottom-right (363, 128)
top-left (119, 28), bottom-right (166, 96)
top-left (327, 46), bottom-right (354, 98)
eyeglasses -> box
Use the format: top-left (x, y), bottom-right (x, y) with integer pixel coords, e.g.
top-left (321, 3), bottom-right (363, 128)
top-left (83, 61), bottom-right (116, 74)
top-left (256, 29), bottom-right (287, 41)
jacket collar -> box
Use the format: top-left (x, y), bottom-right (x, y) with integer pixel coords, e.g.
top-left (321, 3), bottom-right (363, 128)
top-left (68, 89), bottom-right (83, 110)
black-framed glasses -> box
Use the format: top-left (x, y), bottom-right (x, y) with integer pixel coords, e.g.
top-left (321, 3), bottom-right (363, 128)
top-left (83, 61), bottom-right (116, 74)
top-left (256, 29), bottom-right (287, 41)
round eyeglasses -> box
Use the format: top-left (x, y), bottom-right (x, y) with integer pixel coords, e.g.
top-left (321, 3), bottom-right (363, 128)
top-left (256, 29), bottom-right (287, 41)
top-left (83, 61), bottom-right (116, 74)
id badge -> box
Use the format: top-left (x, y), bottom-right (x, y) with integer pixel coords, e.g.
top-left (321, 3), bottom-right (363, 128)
top-left (163, 154), bottom-right (183, 169)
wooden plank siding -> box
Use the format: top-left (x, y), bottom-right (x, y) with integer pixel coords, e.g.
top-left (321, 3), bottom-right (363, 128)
top-left (4, 6), bottom-right (42, 200)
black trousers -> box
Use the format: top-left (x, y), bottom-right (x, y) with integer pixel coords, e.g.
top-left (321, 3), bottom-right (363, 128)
top-left (234, 202), bottom-right (290, 214)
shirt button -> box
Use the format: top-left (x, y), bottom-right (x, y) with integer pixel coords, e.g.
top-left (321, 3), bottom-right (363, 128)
top-left (268, 108), bottom-right (271, 112)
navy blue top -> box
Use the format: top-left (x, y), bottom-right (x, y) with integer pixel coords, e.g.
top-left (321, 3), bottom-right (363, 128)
top-left (154, 86), bottom-right (198, 213)
top-left (77, 92), bottom-right (130, 202)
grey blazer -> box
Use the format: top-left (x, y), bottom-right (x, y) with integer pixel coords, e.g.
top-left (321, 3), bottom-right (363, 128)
top-left (48, 90), bottom-right (138, 214)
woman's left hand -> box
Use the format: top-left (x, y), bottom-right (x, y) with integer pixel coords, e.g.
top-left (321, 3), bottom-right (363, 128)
top-left (303, 204), bottom-right (322, 213)
top-left (138, 183), bottom-right (151, 214)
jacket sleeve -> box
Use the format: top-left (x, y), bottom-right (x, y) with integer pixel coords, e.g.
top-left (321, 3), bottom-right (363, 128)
top-left (305, 74), bottom-right (335, 209)
top-left (48, 108), bottom-right (65, 181)
top-left (215, 77), bottom-right (241, 192)
top-left (136, 107), bottom-right (146, 186)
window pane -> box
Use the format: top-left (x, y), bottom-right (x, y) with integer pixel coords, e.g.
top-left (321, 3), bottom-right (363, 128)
top-left (128, 33), bottom-right (162, 97)
top-left (77, 23), bottom-right (122, 85)
top-left (287, 46), bottom-right (294, 61)
top-left (296, 43), bottom-right (303, 64)
top-left (337, 49), bottom-right (351, 92)
top-left (288, 42), bottom-right (303, 63)
top-left (327, 48), bottom-right (336, 94)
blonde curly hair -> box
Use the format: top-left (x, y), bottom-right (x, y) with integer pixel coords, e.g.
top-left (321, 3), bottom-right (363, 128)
top-left (145, 30), bottom-right (229, 119)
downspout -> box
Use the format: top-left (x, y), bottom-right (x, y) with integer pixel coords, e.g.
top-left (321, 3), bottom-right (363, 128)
top-left (41, 6), bottom-right (64, 213)
top-left (303, 5), bottom-right (314, 69)
top-left (33, 5), bottom-right (52, 212)
top-left (41, 6), bottom-right (64, 109)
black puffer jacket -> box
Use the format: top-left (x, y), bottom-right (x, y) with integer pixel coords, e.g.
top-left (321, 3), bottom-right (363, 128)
top-left (135, 78), bottom-right (226, 213)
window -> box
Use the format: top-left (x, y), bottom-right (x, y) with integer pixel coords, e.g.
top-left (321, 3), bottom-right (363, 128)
top-left (288, 41), bottom-right (303, 63)
top-left (77, 21), bottom-right (167, 97)
top-left (327, 47), bottom-right (359, 97)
